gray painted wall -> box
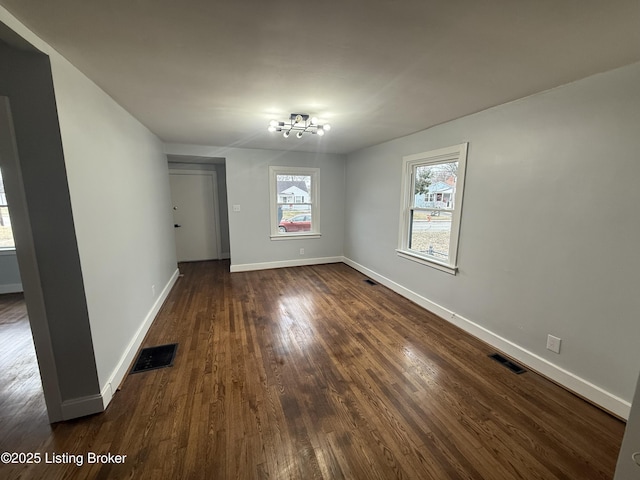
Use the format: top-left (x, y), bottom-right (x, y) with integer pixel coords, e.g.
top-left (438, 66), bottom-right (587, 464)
top-left (0, 251), bottom-right (21, 292)
top-left (345, 62), bottom-right (640, 411)
top-left (616, 372), bottom-right (640, 479)
top-left (165, 145), bottom-right (346, 269)
top-left (1, 9), bottom-right (178, 420)
top-left (0, 41), bottom-right (101, 418)
top-left (52, 52), bottom-right (178, 394)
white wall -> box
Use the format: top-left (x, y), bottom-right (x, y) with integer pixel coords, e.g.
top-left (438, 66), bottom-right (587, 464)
top-left (52, 57), bottom-right (178, 397)
top-left (165, 144), bottom-right (345, 271)
top-left (1, 8), bottom-right (178, 414)
top-left (0, 250), bottom-right (21, 293)
top-left (344, 62), bottom-right (640, 418)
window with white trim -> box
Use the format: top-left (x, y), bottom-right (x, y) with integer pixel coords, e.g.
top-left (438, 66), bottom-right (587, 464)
top-left (0, 168), bottom-right (16, 250)
top-left (269, 166), bottom-right (320, 239)
top-left (397, 143), bottom-right (468, 274)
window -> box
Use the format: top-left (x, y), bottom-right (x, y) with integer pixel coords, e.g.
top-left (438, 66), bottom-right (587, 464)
top-left (0, 168), bottom-right (16, 249)
top-left (269, 166), bottom-right (320, 239)
top-left (397, 143), bottom-right (468, 274)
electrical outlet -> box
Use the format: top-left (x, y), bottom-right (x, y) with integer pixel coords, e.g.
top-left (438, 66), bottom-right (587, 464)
top-left (151, 285), bottom-right (156, 297)
top-left (546, 334), bottom-right (561, 354)
top-left (233, 204), bottom-right (241, 212)
top-left (299, 248), bottom-right (304, 255)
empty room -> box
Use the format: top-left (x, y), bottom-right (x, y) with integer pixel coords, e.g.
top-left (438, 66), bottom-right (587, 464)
top-left (0, 1), bottom-right (639, 479)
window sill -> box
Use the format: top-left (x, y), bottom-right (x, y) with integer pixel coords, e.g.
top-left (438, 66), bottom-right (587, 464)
top-left (0, 248), bottom-right (17, 256)
top-left (270, 233), bottom-right (321, 241)
top-left (396, 249), bottom-right (457, 275)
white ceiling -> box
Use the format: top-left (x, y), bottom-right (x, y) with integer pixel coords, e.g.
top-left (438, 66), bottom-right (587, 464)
top-left (1, 0), bottom-right (639, 154)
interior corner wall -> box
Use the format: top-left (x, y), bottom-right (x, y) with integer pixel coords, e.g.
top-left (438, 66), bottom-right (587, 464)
top-left (615, 370), bottom-right (640, 479)
top-left (0, 251), bottom-right (22, 292)
top-left (0, 40), bottom-right (101, 419)
top-left (47, 40), bottom-right (178, 398)
top-left (1, 8), bottom-right (178, 417)
top-left (216, 163), bottom-right (230, 258)
top-left (165, 144), bottom-right (346, 270)
top-left (344, 62), bottom-right (640, 416)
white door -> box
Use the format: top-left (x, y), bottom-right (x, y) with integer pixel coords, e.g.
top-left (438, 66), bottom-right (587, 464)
top-left (169, 172), bottom-right (219, 262)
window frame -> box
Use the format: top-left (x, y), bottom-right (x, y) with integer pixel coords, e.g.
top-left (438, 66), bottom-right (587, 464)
top-left (397, 143), bottom-right (468, 274)
top-left (0, 167), bottom-right (16, 251)
top-left (269, 166), bottom-right (321, 240)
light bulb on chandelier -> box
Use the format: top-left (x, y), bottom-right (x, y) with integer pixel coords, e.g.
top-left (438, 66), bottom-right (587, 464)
top-left (267, 113), bottom-right (331, 139)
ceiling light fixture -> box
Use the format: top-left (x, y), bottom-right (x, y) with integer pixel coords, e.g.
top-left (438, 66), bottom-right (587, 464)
top-left (268, 113), bottom-right (331, 139)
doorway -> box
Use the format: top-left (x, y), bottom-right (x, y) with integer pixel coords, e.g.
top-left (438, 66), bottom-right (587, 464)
top-left (0, 95), bottom-right (57, 426)
top-left (169, 170), bottom-right (221, 262)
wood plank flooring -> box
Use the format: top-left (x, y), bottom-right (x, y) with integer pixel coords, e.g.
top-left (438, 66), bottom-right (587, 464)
top-left (0, 261), bottom-right (625, 479)
top-left (0, 293), bottom-right (52, 457)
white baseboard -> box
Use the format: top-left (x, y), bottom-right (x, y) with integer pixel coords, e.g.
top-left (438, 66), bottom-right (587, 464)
top-left (0, 282), bottom-right (23, 294)
top-left (230, 256), bottom-right (343, 273)
top-left (61, 394), bottom-right (104, 420)
top-left (100, 268), bottom-right (180, 410)
top-left (343, 257), bottom-right (631, 420)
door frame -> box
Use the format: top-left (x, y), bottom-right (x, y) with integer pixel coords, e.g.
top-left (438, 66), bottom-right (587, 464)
top-left (0, 96), bottom-right (64, 421)
top-left (169, 169), bottom-right (222, 261)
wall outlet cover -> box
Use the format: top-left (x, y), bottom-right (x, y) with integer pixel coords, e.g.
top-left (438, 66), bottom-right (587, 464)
top-left (546, 334), bottom-right (561, 354)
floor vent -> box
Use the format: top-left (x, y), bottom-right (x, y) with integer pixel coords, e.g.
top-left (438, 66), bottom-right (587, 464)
top-left (364, 279), bottom-right (377, 286)
top-left (130, 343), bottom-right (178, 374)
top-left (489, 353), bottom-right (526, 374)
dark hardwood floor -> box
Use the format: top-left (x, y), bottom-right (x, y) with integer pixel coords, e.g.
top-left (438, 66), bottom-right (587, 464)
top-left (0, 293), bottom-right (52, 458)
top-left (0, 261), bottom-right (625, 479)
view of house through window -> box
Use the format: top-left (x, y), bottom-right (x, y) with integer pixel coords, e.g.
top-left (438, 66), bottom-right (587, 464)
top-left (410, 161), bottom-right (458, 260)
top-left (0, 168), bottom-right (16, 249)
top-left (398, 143), bottom-right (467, 273)
top-left (269, 166), bottom-right (320, 237)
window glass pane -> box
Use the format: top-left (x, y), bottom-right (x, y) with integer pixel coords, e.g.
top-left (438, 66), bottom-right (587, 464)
top-left (414, 162), bottom-right (458, 210)
top-left (275, 173), bottom-right (313, 233)
top-left (409, 210), bottom-right (453, 261)
top-left (0, 168), bottom-right (15, 249)
top-left (276, 174), bottom-right (311, 206)
top-left (277, 212), bottom-right (312, 233)
top-left (0, 206), bottom-right (14, 248)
